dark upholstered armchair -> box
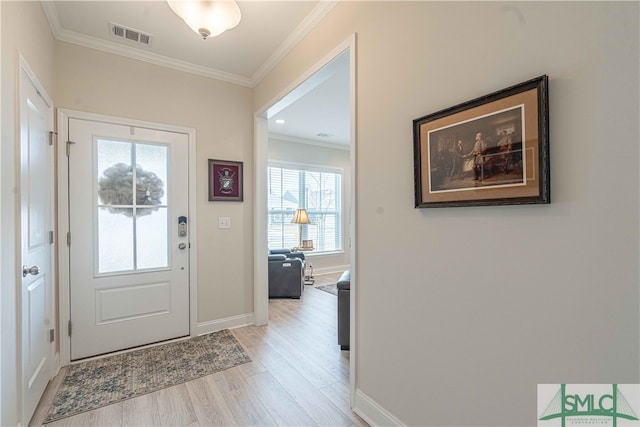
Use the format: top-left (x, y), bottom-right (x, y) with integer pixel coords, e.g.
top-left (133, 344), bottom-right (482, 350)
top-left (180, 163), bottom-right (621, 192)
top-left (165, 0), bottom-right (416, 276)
top-left (268, 249), bottom-right (305, 298)
top-left (269, 248), bottom-right (305, 266)
top-left (337, 270), bottom-right (350, 350)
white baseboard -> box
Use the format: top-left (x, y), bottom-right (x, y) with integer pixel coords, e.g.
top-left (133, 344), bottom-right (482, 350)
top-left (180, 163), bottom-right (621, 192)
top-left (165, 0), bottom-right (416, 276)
top-left (53, 351), bottom-right (60, 377)
top-left (312, 264), bottom-right (350, 276)
top-left (354, 389), bottom-right (405, 427)
top-left (196, 313), bottom-right (255, 336)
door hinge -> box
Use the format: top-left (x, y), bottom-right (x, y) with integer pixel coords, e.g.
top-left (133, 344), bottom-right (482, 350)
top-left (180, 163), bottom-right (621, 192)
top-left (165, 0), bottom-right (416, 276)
top-left (48, 131), bottom-right (57, 146)
top-left (66, 140), bottom-right (75, 157)
top-left (68, 320), bottom-right (72, 337)
top-left (49, 230), bottom-right (54, 245)
top-left (49, 329), bottom-right (55, 343)
top-left (67, 232), bottom-right (71, 247)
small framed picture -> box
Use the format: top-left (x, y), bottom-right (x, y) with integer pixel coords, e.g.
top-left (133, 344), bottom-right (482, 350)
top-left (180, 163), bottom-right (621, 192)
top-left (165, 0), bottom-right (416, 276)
top-left (301, 240), bottom-right (314, 250)
top-left (413, 75), bottom-right (550, 208)
top-left (208, 159), bottom-right (243, 202)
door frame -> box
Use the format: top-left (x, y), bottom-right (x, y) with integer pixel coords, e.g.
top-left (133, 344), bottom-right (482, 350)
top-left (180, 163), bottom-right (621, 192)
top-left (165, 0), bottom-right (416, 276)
top-left (57, 109), bottom-right (198, 365)
top-left (253, 34), bottom-right (357, 403)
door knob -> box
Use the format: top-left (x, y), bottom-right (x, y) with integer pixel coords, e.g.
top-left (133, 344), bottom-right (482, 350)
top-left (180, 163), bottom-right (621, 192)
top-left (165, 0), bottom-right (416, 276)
top-left (178, 243), bottom-right (187, 250)
top-left (22, 265), bottom-right (40, 277)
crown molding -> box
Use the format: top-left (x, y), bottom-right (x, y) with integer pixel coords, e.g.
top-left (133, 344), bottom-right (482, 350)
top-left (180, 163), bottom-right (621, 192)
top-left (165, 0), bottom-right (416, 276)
top-left (41, 1), bottom-right (253, 87)
top-left (60, 28), bottom-right (253, 87)
top-left (40, 0), bottom-right (337, 89)
top-left (250, 0), bottom-right (338, 86)
top-left (269, 132), bottom-right (349, 152)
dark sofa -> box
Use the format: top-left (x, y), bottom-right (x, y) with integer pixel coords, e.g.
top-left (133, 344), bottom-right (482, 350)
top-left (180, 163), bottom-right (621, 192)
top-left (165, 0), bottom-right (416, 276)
top-left (268, 249), bottom-right (305, 298)
top-left (337, 270), bottom-right (350, 350)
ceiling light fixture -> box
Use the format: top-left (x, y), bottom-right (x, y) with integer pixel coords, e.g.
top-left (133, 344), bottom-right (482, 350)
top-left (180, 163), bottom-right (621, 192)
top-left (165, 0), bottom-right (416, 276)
top-left (167, 0), bottom-right (241, 40)
top-left (275, 119), bottom-right (285, 124)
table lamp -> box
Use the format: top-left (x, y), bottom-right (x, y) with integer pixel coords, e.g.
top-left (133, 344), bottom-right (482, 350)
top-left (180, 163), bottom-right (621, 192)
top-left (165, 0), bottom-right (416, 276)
top-left (291, 208), bottom-right (310, 249)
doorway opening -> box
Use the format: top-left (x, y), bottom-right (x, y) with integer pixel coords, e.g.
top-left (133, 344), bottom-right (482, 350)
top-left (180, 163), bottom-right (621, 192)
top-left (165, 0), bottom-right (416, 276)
top-left (253, 35), bottom-right (357, 402)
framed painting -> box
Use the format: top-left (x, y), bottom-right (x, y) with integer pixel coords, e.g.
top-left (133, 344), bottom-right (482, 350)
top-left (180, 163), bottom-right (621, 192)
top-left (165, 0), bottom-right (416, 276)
top-left (413, 75), bottom-right (550, 208)
top-left (208, 159), bottom-right (243, 201)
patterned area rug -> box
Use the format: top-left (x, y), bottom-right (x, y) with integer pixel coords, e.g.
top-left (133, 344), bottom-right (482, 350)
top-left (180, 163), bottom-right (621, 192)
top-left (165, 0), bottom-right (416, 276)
top-left (44, 330), bottom-right (250, 423)
top-left (316, 283), bottom-right (337, 296)
top-left (312, 273), bottom-right (341, 296)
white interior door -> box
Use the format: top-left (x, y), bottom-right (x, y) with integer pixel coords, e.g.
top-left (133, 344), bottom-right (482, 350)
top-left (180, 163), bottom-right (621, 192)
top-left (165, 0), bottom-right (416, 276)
top-left (20, 67), bottom-right (54, 425)
top-left (67, 118), bottom-right (190, 360)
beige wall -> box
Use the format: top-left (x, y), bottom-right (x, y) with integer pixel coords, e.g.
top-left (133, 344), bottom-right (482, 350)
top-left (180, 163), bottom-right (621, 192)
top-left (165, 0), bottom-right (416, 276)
top-left (3, 2), bottom-right (639, 426)
top-left (268, 137), bottom-right (351, 273)
top-left (55, 42), bottom-right (254, 323)
top-left (1, 2), bottom-right (56, 425)
top-left (256, 2), bottom-right (639, 425)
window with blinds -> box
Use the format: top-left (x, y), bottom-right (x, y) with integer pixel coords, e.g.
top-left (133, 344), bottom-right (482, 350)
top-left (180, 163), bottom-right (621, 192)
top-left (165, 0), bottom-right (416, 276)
top-left (268, 164), bottom-right (342, 253)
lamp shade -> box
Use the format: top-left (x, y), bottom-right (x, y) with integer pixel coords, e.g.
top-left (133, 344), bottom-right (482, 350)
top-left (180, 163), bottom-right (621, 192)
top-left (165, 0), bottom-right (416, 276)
top-left (167, 0), bottom-right (241, 39)
top-left (291, 208), bottom-right (310, 225)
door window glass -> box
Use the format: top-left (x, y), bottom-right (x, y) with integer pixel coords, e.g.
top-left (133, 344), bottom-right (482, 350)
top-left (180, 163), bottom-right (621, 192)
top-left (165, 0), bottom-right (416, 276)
top-left (96, 139), bottom-right (168, 274)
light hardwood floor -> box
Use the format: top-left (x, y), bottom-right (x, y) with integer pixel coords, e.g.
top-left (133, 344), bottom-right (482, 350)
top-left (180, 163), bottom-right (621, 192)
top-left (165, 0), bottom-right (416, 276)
top-left (30, 273), bottom-right (366, 426)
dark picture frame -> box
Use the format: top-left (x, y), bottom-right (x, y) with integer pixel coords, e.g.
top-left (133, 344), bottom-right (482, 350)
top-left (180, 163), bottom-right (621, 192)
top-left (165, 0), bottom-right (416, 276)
top-left (208, 159), bottom-right (243, 202)
top-left (413, 75), bottom-right (549, 208)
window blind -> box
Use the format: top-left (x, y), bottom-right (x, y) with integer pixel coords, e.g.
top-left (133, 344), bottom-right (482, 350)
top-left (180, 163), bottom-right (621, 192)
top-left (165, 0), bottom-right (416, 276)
top-left (267, 164), bottom-right (342, 253)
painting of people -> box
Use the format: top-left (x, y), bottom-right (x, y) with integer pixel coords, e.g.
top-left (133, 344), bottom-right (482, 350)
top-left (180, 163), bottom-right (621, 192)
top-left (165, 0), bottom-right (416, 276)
top-left (427, 106), bottom-right (524, 193)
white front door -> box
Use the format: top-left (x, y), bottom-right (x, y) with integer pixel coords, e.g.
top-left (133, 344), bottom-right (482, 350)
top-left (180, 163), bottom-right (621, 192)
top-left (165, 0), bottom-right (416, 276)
top-left (19, 67), bottom-right (54, 425)
top-left (67, 118), bottom-right (190, 360)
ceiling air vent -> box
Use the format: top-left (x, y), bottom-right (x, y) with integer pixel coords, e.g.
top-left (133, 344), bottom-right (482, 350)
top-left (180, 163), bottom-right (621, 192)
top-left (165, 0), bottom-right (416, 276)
top-left (110, 22), bottom-right (152, 46)
top-left (139, 33), bottom-right (151, 45)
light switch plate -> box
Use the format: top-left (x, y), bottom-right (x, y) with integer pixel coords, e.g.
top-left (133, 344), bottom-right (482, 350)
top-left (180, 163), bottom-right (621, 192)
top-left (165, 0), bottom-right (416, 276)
top-left (218, 216), bottom-right (231, 229)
